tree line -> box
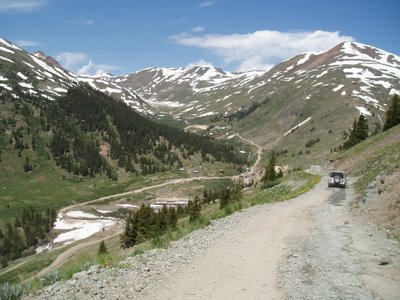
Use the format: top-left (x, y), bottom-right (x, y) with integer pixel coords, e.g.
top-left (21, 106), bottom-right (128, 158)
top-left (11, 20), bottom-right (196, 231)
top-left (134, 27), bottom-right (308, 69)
top-left (121, 204), bottom-right (180, 248)
top-left (0, 207), bottom-right (57, 268)
top-left (43, 86), bottom-right (247, 178)
top-left (339, 94), bottom-right (399, 151)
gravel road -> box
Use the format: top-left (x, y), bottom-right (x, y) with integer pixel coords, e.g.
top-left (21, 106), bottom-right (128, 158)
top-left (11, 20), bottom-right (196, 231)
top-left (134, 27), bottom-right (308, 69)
top-left (33, 177), bottom-right (400, 299)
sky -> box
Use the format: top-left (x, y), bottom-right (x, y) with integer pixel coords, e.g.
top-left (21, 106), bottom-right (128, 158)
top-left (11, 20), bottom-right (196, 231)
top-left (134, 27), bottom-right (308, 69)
top-left (1, 0), bottom-right (399, 75)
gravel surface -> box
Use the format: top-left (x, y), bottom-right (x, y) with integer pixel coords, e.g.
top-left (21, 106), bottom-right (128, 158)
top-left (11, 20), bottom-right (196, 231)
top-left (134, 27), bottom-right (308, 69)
top-left (31, 178), bottom-right (400, 299)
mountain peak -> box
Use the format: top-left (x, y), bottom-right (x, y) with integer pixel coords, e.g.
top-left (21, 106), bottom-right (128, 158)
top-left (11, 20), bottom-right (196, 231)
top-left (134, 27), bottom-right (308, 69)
top-left (338, 41), bottom-right (400, 67)
top-left (34, 51), bottom-right (66, 71)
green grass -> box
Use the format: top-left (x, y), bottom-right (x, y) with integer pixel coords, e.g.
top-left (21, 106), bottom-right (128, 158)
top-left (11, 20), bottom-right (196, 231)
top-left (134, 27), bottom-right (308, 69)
top-left (1, 170), bottom-right (319, 298)
top-left (247, 172), bottom-right (320, 206)
top-left (0, 247), bottom-right (66, 284)
top-left (329, 125), bottom-right (400, 195)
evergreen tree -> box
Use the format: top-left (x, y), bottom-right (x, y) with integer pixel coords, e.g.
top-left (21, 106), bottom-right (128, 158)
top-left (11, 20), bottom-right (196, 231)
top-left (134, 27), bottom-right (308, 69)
top-left (136, 204), bottom-right (156, 243)
top-left (188, 197), bottom-right (201, 222)
top-left (167, 207), bottom-right (178, 230)
top-left (262, 151), bottom-right (277, 182)
top-left (383, 94), bottom-right (400, 130)
top-left (158, 205), bottom-right (169, 233)
top-left (98, 240), bottom-right (108, 255)
top-left (342, 114), bottom-right (369, 149)
top-left (23, 156), bottom-right (33, 172)
top-left (219, 188), bottom-right (230, 209)
top-left (356, 114), bottom-right (369, 141)
top-left (121, 212), bottom-right (137, 248)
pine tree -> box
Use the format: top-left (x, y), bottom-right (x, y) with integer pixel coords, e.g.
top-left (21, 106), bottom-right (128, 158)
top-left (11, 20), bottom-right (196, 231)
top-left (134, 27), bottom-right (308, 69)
top-left (342, 114), bottom-right (369, 149)
top-left (219, 188), bottom-right (230, 209)
top-left (167, 207), bottom-right (178, 230)
top-left (188, 197), bottom-right (201, 222)
top-left (158, 205), bottom-right (169, 234)
top-left (121, 212), bottom-right (137, 248)
top-left (262, 151), bottom-right (277, 183)
top-left (98, 240), bottom-right (108, 255)
top-left (383, 94), bottom-right (400, 130)
top-left (136, 204), bottom-right (155, 243)
top-left (356, 114), bottom-right (368, 141)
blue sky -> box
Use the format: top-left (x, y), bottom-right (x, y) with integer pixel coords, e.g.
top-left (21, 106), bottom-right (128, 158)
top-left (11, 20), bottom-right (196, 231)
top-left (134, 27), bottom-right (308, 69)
top-left (1, 0), bottom-right (399, 75)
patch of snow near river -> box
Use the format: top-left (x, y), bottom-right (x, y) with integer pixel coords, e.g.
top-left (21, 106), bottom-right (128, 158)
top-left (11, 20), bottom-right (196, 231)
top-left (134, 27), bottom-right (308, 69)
top-left (53, 213), bottom-right (118, 245)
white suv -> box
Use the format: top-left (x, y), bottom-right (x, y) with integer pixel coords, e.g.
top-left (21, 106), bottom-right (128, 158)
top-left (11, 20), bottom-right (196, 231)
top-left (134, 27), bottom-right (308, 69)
top-left (328, 171), bottom-right (346, 188)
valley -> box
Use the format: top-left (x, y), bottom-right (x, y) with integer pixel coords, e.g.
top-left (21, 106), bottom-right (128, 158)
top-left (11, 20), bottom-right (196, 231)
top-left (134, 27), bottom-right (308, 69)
top-left (1, 35), bottom-right (400, 299)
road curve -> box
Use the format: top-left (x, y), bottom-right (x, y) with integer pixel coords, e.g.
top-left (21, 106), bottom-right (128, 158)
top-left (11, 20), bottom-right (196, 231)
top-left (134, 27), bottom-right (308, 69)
top-left (18, 133), bottom-right (264, 280)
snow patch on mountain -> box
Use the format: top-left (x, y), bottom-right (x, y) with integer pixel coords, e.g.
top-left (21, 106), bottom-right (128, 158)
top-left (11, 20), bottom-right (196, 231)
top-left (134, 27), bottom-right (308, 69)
top-left (19, 82), bottom-right (34, 89)
top-left (333, 84), bottom-right (344, 92)
top-left (0, 46), bottom-right (14, 54)
top-left (17, 72), bottom-right (28, 80)
top-left (0, 38), bottom-right (21, 50)
top-left (0, 55), bottom-right (14, 63)
top-left (0, 83), bottom-right (12, 91)
top-left (355, 106), bottom-right (371, 116)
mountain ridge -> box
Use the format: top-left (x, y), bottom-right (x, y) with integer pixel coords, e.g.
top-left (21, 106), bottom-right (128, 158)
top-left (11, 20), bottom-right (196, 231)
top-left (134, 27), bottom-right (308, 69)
top-left (1, 37), bottom-right (400, 140)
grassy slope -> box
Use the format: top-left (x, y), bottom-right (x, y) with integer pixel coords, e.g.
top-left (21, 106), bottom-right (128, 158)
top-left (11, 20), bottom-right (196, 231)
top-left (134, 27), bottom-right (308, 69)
top-left (330, 125), bottom-right (400, 192)
top-left (0, 98), bottom-right (243, 225)
top-left (330, 125), bottom-right (400, 240)
top-left (0, 171), bottom-right (319, 288)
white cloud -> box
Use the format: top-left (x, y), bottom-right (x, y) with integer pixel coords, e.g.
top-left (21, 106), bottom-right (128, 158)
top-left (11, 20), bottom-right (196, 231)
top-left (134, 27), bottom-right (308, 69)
top-left (192, 26), bottom-right (205, 33)
top-left (0, 0), bottom-right (45, 12)
top-left (56, 52), bottom-right (89, 71)
top-left (198, 0), bottom-right (217, 7)
top-left (69, 17), bottom-right (95, 26)
top-left (171, 29), bottom-right (355, 71)
top-left (186, 59), bottom-right (214, 69)
top-left (15, 40), bottom-right (42, 47)
top-left (77, 61), bottom-right (119, 76)
top-left (56, 52), bottom-right (119, 76)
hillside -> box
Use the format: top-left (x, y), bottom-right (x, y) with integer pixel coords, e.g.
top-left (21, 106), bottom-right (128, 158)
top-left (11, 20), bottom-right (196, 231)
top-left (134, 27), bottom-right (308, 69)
top-left (106, 42), bottom-right (400, 167)
top-left (332, 124), bottom-right (400, 240)
top-left (0, 84), bottom-right (247, 214)
top-left (0, 38), bottom-right (150, 113)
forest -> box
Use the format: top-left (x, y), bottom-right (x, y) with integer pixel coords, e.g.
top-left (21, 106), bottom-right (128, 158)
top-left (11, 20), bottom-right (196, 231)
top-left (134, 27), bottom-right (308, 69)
top-left (0, 207), bottom-right (57, 268)
top-left (44, 86), bottom-right (247, 178)
top-left (0, 84), bottom-right (248, 266)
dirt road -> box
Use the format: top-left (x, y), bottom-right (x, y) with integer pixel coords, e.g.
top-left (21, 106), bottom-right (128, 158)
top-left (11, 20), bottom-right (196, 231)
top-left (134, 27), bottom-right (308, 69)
top-left (13, 133), bottom-right (264, 281)
top-left (143, 177), bottom-right (400, 300)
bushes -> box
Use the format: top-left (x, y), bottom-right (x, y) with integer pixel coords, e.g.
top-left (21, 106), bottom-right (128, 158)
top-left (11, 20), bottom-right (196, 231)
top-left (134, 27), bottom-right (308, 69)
top-left (0, 282), bottom-right (23, 300)
top-left (121, 204), bottom-right (179, 248)
top-left (39, 270), bottom-right (62, 287)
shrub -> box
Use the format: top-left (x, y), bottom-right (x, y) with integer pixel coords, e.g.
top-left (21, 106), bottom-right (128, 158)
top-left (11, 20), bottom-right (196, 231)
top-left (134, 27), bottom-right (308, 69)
top-left (40, 270), bottom-right (62, 287)
top-left (0, 282), bottom-right (24, 300)
top-left (261, 179), bottom-right (280, 189)
top-left (98, 241), bottom-right (108, 255)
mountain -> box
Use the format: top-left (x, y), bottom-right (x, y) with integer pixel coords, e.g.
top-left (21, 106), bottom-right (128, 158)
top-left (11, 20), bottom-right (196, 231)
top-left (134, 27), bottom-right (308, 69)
top-left (0, 37), bottom-right (149, 113)
top-left (111, 42), bottom-right (400, 123)
top-left (2, 36), bottom-right (400, 166)
top-left (113, 66), bottom-right (266, 119)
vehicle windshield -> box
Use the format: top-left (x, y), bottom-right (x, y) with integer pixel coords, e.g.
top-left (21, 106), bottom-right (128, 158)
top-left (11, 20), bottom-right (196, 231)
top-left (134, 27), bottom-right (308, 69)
top-left (330, 172), bottom-right (345, 178)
